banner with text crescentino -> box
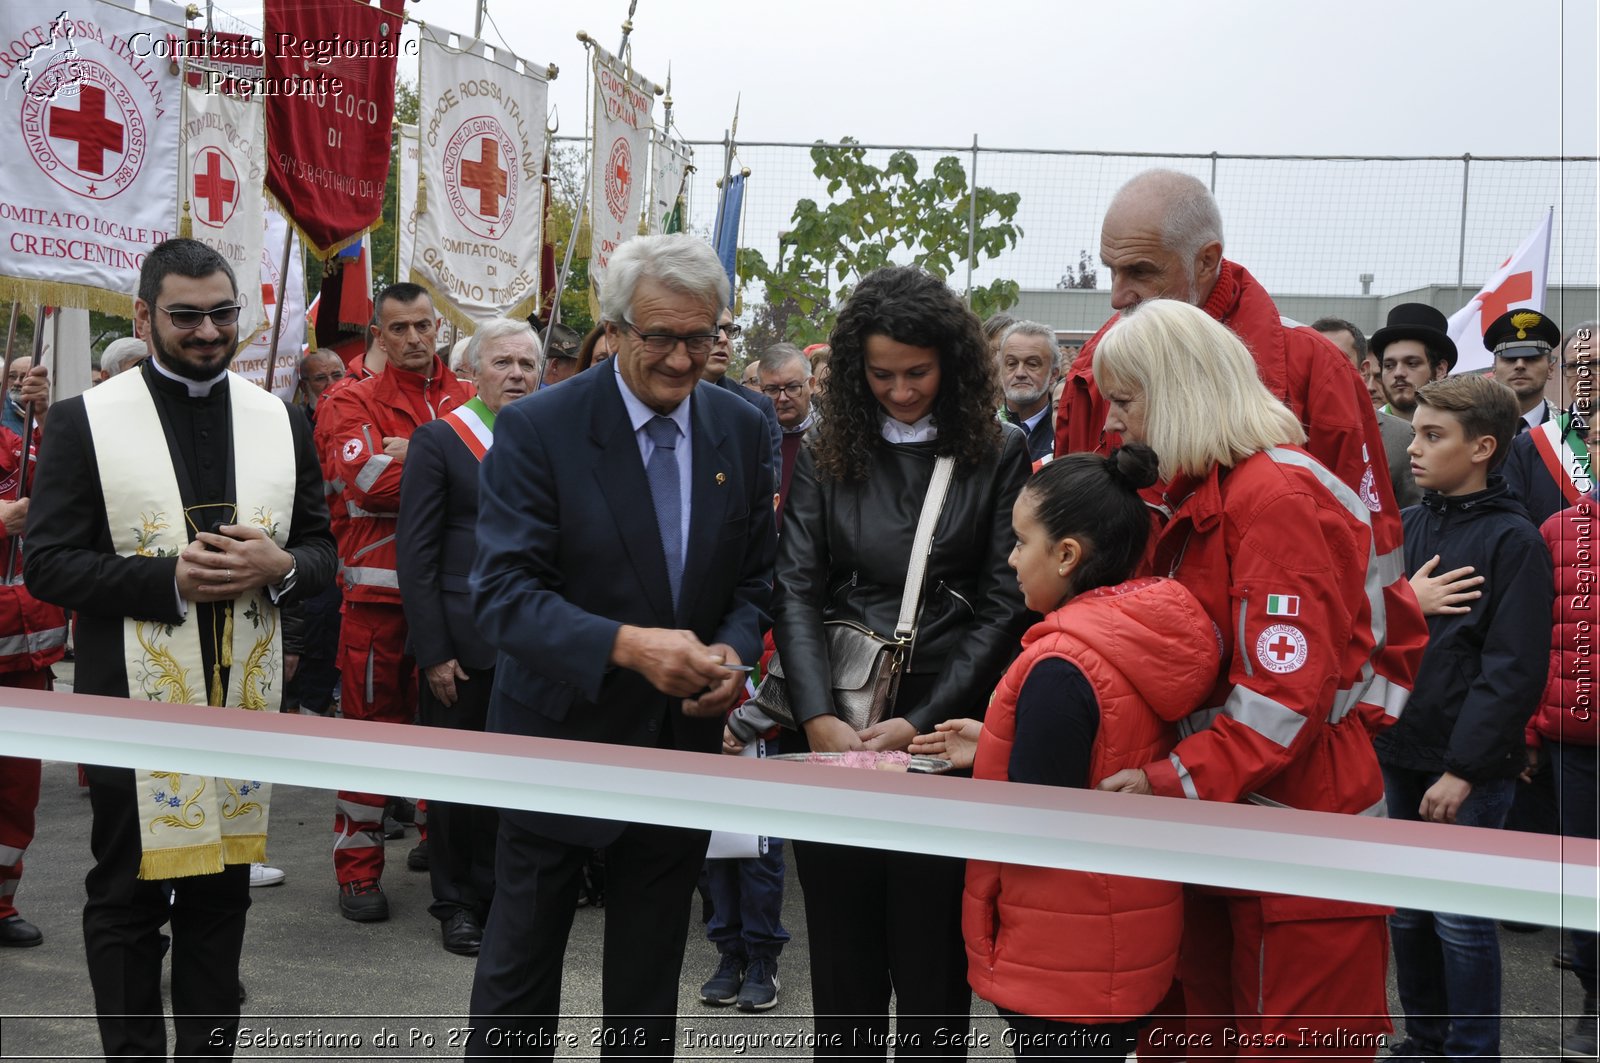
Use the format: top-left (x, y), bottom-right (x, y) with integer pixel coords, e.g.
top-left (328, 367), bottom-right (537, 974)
top-left (181, 84), bottom-right (266, 341)
top-left (589, 48), bottom-right (653, 308)
top-left (0, 0), bottom-right (184, 314)
top-left (413, 28), bottom-right (548, 330)
top-left (263, 0), bottom-right (403, 257)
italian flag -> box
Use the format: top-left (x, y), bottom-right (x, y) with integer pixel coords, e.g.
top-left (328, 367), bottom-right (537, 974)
top-left (1266, 595), bottom-right (1300, 617)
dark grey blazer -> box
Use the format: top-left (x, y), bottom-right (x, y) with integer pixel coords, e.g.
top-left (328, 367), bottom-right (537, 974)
top-left (397, 414), bottom-right (497, 671)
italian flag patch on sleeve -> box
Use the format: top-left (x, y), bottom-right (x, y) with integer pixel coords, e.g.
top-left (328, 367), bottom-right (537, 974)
top-left (1265, 594), bottom-right (1300, 617)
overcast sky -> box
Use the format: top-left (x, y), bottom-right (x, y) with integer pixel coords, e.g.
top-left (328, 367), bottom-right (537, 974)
top-left (221, 0), bottom-right (1598, 156)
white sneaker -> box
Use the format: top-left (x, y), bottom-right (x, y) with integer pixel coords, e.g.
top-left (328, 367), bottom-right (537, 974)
top-left (249, 863), bottom-right (285, 888)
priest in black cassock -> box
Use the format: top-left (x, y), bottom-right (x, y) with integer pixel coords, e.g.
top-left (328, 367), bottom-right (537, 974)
top-left (25, 238), bottom-right (335, 1060)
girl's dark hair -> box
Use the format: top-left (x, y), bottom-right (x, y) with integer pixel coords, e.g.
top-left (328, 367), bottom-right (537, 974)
top-left (812, 266), bottom-right (1003, 482)
top-left (1025, 444), bottom-right (1160, 595)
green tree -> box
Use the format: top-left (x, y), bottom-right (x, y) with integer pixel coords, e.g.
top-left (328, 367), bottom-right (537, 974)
top-left (735, 138), bottom-right (1023, 346)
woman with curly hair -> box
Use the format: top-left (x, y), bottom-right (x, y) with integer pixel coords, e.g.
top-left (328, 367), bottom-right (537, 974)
top-left (773, 265), bottom-right (1031, 1057)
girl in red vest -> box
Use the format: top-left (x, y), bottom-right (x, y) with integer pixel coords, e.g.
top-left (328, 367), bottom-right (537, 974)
top-left (913, 444), bottom-right (1218, 1060)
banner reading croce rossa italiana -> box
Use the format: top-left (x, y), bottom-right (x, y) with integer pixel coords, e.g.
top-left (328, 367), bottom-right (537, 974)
top-left (180, 84), bottom-right (266, 342)
top-left (232, 203), bottom-right (304, 399)
top-left (0, 0), bottom-right (183, 313)
top-left (412, 27), bottom-right (549, 330)
top-left (263, 0), bottom-right (404, 256)
top-left (589, 46), bottom-right (654, 307)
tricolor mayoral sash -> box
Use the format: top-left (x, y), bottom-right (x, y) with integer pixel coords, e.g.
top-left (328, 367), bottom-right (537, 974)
top-left (1530, 414), bottom-right (1592, 508)
top-left (81, 370), bottom-right (295, 879)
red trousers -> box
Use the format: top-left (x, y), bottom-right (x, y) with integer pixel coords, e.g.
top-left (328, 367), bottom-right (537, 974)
top-left (1141, 887), bottom-right (1391, 1062)
top-left (332, 602), bottom-right (416, 885)
top-left (0, 669), bottom-right (51, 919)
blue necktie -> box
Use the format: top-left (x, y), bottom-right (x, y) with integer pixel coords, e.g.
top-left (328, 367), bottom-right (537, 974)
top-left (645, 415), bottom-right (683, 607)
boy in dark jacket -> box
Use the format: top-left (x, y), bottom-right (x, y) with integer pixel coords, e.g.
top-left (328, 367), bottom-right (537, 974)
top-left (1380, 374), bottom-right (1554, 1060)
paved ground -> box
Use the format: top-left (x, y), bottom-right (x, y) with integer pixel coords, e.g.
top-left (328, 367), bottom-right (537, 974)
top-left (0, 667), bottom-right (1591, 1059)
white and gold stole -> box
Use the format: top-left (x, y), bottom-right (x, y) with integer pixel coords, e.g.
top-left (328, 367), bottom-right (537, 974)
top-left (82, 369), bottom-right (295, 879)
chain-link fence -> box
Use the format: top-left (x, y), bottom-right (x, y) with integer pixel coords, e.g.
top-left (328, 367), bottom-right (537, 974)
top-left (558, 136), bottom-right (1598, 318)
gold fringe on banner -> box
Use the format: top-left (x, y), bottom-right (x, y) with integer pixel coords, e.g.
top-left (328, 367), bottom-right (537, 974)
top-left (0, 277), bottom-right (134, 319)
top-left (407, 269), bottom-right (539, 339)
top-left (416, 172), bottom-right (428, 217)
top-left (178, 202), bottom-right (193, 239)
top-left (263, 190), bottom-right (378, 262)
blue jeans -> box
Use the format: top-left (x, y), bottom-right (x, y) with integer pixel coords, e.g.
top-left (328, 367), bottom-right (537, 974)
top-left (1383, 766), bottom-right (1517, 1058)
top-left (706, 842), bottom-right (791, 960)
top-left (1550, 741), bottom-right (1599, 992)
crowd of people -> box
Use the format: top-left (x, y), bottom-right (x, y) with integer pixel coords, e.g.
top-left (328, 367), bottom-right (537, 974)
top-left (0, 166), bottom-right (1594, 1062)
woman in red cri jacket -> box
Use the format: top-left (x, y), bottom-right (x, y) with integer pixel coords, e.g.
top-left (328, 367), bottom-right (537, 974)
top-left (1089, 299), bottom-right (1426, 1061)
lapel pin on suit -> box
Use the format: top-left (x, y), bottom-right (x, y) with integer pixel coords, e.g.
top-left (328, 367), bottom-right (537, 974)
top-left (715, 472), bottom-right (727, 486)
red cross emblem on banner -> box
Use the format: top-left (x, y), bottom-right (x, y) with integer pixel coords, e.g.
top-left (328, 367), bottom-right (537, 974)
top-left (1267, 635), bottom-right (1297, 662)
top-left (1474, 272), bottom-right (1534, 335)
top-left (193, 149), bottom-right (238, 224)
top-left (48, 84), bottom-right (124, 177)
top-left (459, 139), bottom-right (507, 218)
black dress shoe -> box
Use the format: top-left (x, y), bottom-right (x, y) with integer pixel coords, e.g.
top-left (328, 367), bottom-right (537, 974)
top-left (0, 914), bottom-right (42, 947)
top-left (441, 911), bottom-right (482, 956)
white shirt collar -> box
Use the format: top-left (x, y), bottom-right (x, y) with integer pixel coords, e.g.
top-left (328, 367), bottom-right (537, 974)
top-left (1523, 400), bottom-right (1548, 430)
top-left (880, 411), bottom-right (938, 444)
top-left (784, 409), bottom-right (817, 437)
top-left (149, 354), bottom-right (228, 398)
top-left (613, 357), bottom-right (692, 438)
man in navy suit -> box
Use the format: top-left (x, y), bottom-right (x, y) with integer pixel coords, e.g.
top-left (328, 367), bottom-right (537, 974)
top-left (465, 234), bottom-right (777, 1059)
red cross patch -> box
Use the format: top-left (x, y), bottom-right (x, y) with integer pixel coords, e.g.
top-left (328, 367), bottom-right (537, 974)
top-left (1255, 624), bottom-right (1308, 674)
top-left (342, 438), bottom-right (363, 462)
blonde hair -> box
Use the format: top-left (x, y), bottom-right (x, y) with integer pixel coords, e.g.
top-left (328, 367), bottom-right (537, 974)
top-left (1094, 300), bottom-right (1303, 480)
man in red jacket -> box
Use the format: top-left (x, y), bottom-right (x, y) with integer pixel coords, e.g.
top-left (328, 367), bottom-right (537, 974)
top-left (314, 282), bottom-right (473, 921)
top-left (1058, 168), bottom-right (1422, 736)
top-left (0, 364), bottom-right (64, 948)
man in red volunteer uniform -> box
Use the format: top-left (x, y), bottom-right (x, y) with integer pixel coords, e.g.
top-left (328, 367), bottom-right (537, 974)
top-left (1057, 168), bottom-right (1422, 739)
top-left (0, 365), bottom-right (64, 948)
top-left (314, 282), bottom-right (473, 920)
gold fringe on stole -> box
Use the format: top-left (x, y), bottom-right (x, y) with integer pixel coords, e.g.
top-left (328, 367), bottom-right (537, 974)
top-left (221, 833), bottom-right (267, 865)
top-left (139, 843), bottom-right (225, 881)
top-left (0, 277), bottom-right (134, 319)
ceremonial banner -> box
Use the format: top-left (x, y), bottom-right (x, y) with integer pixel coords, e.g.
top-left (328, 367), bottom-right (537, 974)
top-left (1449, 210), bottom-right (1554, 375)
top-left (396, 123), bottom-right (420, 283)
top-left (589, 48), bottom-right (653, 307)
top-left (263, 0), bottom-right (405, 256)
top-left (38, 307), bottom-right (93, 401)
top-left (232, 204), bottom-right (303, 399)
top-left (0, 1), bottom-right (184, 314)
top-left (181, 27), bottom-right (262, 97)
top-left (413, 28), bottom-right (549, 329)
top-left (713, 172), bottom-right (746, 293)
top-left (181, 85), bottom-right (266, 341)
top-left (648, 131), bottom-right (691, 235)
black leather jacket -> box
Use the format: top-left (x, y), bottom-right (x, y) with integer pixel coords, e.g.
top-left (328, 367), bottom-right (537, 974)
top-left (772, 425), bottom-right (1032, 733)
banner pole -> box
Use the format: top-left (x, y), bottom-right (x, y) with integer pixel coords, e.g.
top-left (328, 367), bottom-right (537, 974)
top-left (0, 304), bottom-right (20, 415)
top-left (6, 305), bottom-right (50, 580)
top-left (551, 33), bottom-right (600, 329)
top-left (263, 222), bottom-right (295, 396)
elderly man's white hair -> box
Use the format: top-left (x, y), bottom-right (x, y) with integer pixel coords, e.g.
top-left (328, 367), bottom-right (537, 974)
top-left (1107, 169), bottom-right (1225, 261)
top-left (598, 234), bottom-right (730, 324)
top-left (460, 317), bottom-right (542, 374)
top-left (100, 336), bottom-right (149, 377)
top-left (998, 320), bottom-right (1065, 374)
